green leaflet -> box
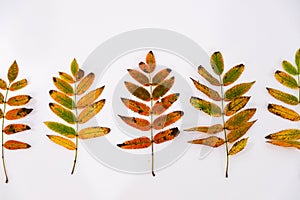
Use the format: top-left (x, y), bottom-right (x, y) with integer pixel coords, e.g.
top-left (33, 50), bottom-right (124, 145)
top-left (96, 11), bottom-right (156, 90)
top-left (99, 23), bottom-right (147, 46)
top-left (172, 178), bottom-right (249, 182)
top-left (53, 77), bottom-right (74, 96)
top-left (124, 81), bottom-right (151, 101)
top-left (44, 121), bottom-right (76, 138)
top-left (190, 97), bottom-right (221, 117)
top-left (282, 60), bottom-right (298, 75)
top-left (9, 79), bottom-right (28, 91)
top-left (71, 58), bottom-right (79, 77)
top-left (152, 77), bottom-right (175, 100)
top-left (225, 108), bottom-right (256, 130)
top-left (210, 51), bottom-right (224, 75)
top-left (267, 88), bottom-right (298, 105)
top-left (274, 70), bottom-right (298, 89)
top-left (223, 64), bottom-right (244, 86)
top-left (49, 103), bottom-right (76, 124)
top-left (296, 48), bottom-right (300, 72)
top-left (49, 90), bottom-right (75, 110)
top-left (224, 82), bottom-right (255, 101)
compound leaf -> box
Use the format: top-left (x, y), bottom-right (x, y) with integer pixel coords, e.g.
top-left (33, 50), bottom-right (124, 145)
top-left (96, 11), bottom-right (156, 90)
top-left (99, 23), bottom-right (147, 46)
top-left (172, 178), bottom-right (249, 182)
top-left (47, 135), bottom-right (76, 150)
top-left (44, 121), bottom-right (76, 138)
top-left (190, 78), bottom-right (221, 101)
top-left (5, 108), bottom-right (33, 120)
top-left (152, 77), bottom-right (175, 100)
top-left (8, 61), bottom-right (18, 83)
top-left (197, 65), bottom-right (220, 86)
top-left (117, 136), bottom-right (151, 149)
top-left (9, 79), bottom-right (27, 91)
top-left (152, 93), bottom-right (179, 115)
top-left (190, 97), bottom-right (221, 117)
top-left (274, 70), bottom-right (298, 89)
top-left (153, 127), bottom-right (180, 144)
top-left (121, 98), bottom-right (150, 116)
top-left (118, 115), bottom-right (150, 131)
top-left (210, 51), bottom-right (224, 75)
top-left (77, 86), bottom-right (104, 109)
top-left (152, 111), bottom-right (184, 130)
top-left (3, 124), bottom-right (31, 135)
top-left (49, 90), bottom-right (75, 110)
top-left (229, 138), bottom-right (248, 156)
top-left (78, 127), bottom-right (110, 139)
top-left (268, 103), bottom-right (300, 121)
top-left (265, 129), bottom-right (300, 141)
top-left (152, 68), bottom-right (171, 85)
top-left (282, 60), bottom-right (298, 75)
top-left (188, 136), bottom-right (225, 147)
top-left (224, 81), bottom-right (255, 101)
top-left (225, 108), bottom-right (256, 130)
top-left (49, 103), bottom-right (76, 124)
top-left (53, 77), bottom-right (73, 96)
top-left (124, 81), bottom-right (150, 101)
top-left (75, 72), bottom-right (95, 95)
top-left (184, 124), bottom-right (223, 134)
top-left (78, 99), bottom-right (105, 124)
top-left (267, 87), bottom-right (298, 105)
top-left (4, 140), bottom-right (30, 150)
top-left (127, 69), bottom-right (149, 86)
top-left (223, 64), bottom-right (244, 86)
top-left (227, 121), bottom-right (256, 143)
top-left (7, 95), bottom-right (32, 106)
top-left (224, 96), bottom-right (251, 116)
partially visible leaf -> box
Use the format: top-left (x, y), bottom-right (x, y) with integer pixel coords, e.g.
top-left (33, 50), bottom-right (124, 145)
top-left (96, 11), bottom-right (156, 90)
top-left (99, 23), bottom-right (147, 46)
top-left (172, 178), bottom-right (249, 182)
top-left (44, 121), bottom-right (76, 138)
top-left (3, 124), bottom-right (31, 135)
top-left (49, 103), bottom-right (76, 124)
top-left (75, 69), bottom-right (85, 81)
top-left (121, 98), bottom-right (150, 116)
top-left (7, 95), bottom-right (32, 106)
top-left (127, 69), bottom-right (149, 86)
top-left (227, 121), bottom-right (256, 143)
top-left (8, 61), bottom-right (18, 83)
top-left (4, 140), bottom-right (30, 150)
top-left (274, 70), bottom-right (298, 89)
top-left (5, 108), bottom-right (33, 120)
top-left (265, 129), bottom-right (300, 141)
top-left (266, 140), bottom-right (300, 150)
top-left (268, 103), bottom-right (300, 121)
top-left (50, 90), bottom-right (75, 110)
top-left (118, 115), bottom-right (150, 131)
top-left (152, 77), bottom-right (175, 100)
top-left (184, 124), bottom-right (223, 134)
top-left (145, 51), bottom-right (156, 73)
top-left (197, 65), bottom-right (220, 86)
top-left (225, 108), bottom-right (256, 130)
top-left (152, 93), bottom-right (179, 115)
top-left (9, 79), bottom-right (27, 91)
top-left (190, 78), bottom-right (221, 101)
top-left (75, 73), bottom-right (95, 95)
top-left (71, 58), bottom-right (79, 77)
top-left (152, 111), bottom-right (184, 130)
top-left (59, 72), bottom-right (75, 83)
top-left (210, 51), bottom-right (224, 75)
top-left (295, 48), bottom-right (300, 72)
top-left (267, 87), bottom-right (298, 105)
top-left (223, 64), bottom-right (244, 86)
top-left (78, 99), bottom-right (105, 124)
top-left (124, 81), bottom-right (150, 101)
top-left (0, 92), bottom-right (4, 104)
top-left (53, 77), bottom-right (74, 96)
top-left (0, 78), bottom-right (7, 89)
top-left (152, 68), bottom-right (171, 85)
top-left (190, 97), bottom-right (221, 117)
top-left (188, 136), bottom-right (225, 147)
top-left (229, 138), bottom-right (248, 156)
top-left (78, 127), bottom-right (110, 139)
top-left (282, 60), bottom-right (298, 75)
top-left (224, 82), bottom-right (255, 101)
top-left (117, 136), bottom-right (151, 149)
top-left (153, 127), bottom-right (180, 144)
top-left (0, 108), bottom-right (3, 118)
top-left (47, 135), bottom-right (76, 150)
top-left (224, 96), bottom-right (251, 116)
top-left (77, 86), bottom-right (104, 109)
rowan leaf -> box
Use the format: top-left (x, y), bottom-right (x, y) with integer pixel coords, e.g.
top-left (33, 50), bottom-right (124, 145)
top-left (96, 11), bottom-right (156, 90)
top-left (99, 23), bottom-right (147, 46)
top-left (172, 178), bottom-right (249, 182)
top-left (210, 51), bottom-right (224, 75)
top-left (145, 51), bottom-right (156, 73)
top-left (0, 92), bottom-right (4, 104)
top-left (152, 111), bottom-right (184, 130)
top-left (190, 97), bottom-right (221, 117)
top-left (70, 58), bottom-right (79, 77)
top-left (124, 81), bottom-right (150, 101)
top-left (47, 135), bottom-right (76, 150)
top-left (153, 127), bottom-right (180, 144)
top-left (229, 138), bottom-right (248, 156)
top-left (5, 108), bottom-right (33, 120)
top-left (184, 124), bottom-right (223, 134)
top-left (44, 121), bottom-right (76, 138)
top-left (127, 69), bottom-right (149, 86)
top-left (75, 72), bottom-right (95, 95)
top-left (77, 86), bottom-right (104, 109)
top-left (7, 95), bottom-right (32, 106)
top-left (7, 61), bottom-right (19, 83)
top-left (9, 79), bottom-right (27, 91)
top-left (0, 108), bottom-right (3, 118)
top-left (223, 64), bottom-right (244, 86)
top-left (282, 60), bottom-right (298, 75)
top-left (268, 103), bottom-right (300, 121)
top-left (265, 129), bottom-right (300, 141)
top-left (274, 70), bottom-right (298, 89)
top-left (227, 121), bottom-right (256, 143)
top-left (197, 65), bottom-right (220, 86)
top-left (224, 96), bottom-right (251, 116)
top-left (121, 98), bottom-right (150, 116)
top-left (4, 140), bottom-right (30, 150)
top-left (117, 136), bottom-right (151, 149)
top-left (190, 77), bottom-right (221, 101)
top-left (295, 48), bottom-right (300, 72)
top-left (152, 77), bottom-right (175, 100)
top-left (267, 87), bottom-right (298, 105)
top-left (152, 68), bottom-right (171, 85)
top-left (266, 140), bottom-right (300, 150)
top-left (49, 90), bottom-right (75, 110)
top-left (53, 77), bottom-right (74, 96)
top-left (3, 124), bottom-right (31, 135)
top-left (152, 93), bottom-right (179, 115)
top-left (49, 103), bottom-right (76, 124)
top-left (0, 78), bottom-right (7, 90)
top-left (188, 136), bottom-right (225, 147)
top-left (78, 127), bottom-right (110, 139)
top-left (78, 99), bottom-right (105, 124)
top-left (224, 81), bottom-right (255, 101)
top-left (118, 115), bottom-right (150, 131)
top-left (225, 108), bottom-right (256, 130)
top-left (59, 72), bottom-right (75, 83)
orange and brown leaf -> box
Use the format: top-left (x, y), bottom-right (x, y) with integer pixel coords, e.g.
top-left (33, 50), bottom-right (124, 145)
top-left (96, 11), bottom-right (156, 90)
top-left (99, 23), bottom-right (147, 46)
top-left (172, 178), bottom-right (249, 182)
top-left (7, 95), bottom-right (32, 106)
top-left (152, 111), bottom-right (184, 130)
top-left (3, 124), bottom-right (31, 135)
top-left (265, 129), bottom-right (300, 141)
top-left (152, 93), bottom-right (179, 115)
top-left (267, 88), bottom-right (298, 105)
top-left (266, 140), bottom-right (300, 150)
top-left (188, 136), bottom-right (225, 147)
top-left (121, 98), bottom-right (150, 116)
top-left (117, 136), bottom-right (151, 149)
top-left (75, 72), bottom-right (95, 95)
top-left (0, 78), bottom-right (7, 90)
top-left (184, 124), bottom-right (223, 134)
top-left (49, 103), bottom-right (76, 124)
top-left (78, 99), bottom-right (105, 124)
top-left (125, 81), bottom-right (150, 101)
top-left (78, 127), bottom-right (110, 139)
top-left (198, 65), bottom-right (220, 86)
top-left (224, 96), bottom-right (250, 116)
top-left (152, 68), bottom-right (171, 85)
top-left (225, 108), bottom-right (256, 130)
top-left (153, 127), bottom-right (180, 144)
top-left (227, 121), bottom-right (256, 143)
top-left (145, 51), bottom-right (156, 73)
top-left (190, 97), bottom-right (221, 117)
top-left (49, 90), bottom-right (75, 110)
top-left (47, 135), bottom-right (76, 150)
top-left (229, 138), bottom-right (248, 156)
top-left (127, 69), bottom-right (149, 86)
top-left (0, 108), bottom-right (3, 118)
top-left (268, 103), bottom-right (300, 121)
top-left (77, 86), bottom-right (104, 109)
top-left (0, 92), bottom-right (4, 104)
top-left (5, 108), bottom-right (33, 120)
top-left (53, 77), bottom-right (74, 96)
top-left (9, 79), bottom-right (28, 91)
top-left (152, 77), bottom-right (175, 100)
top-left (7, 61), bottom-right (19, 83)
top-left (118, 115), bottom-right (150, 131)
top-left (190, 78), bottom-right (221, 101)
top-left (4, 140), bottom-right (30, 150)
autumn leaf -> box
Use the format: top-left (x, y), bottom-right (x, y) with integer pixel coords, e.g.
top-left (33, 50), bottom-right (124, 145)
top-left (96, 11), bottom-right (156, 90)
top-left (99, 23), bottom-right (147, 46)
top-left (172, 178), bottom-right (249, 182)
top-left (296, 48), bottom-right (300, 71)
top-left (267, 103), bottom-right (300, 121)
top-left (197, 65), bottom-right (220, 86)
top-left (117, 137), bottom-right (152, 149)
top-left (49, 103), bottom-right (76, 124)
top-left (145, 51), bottom-right (156, 73)
top-left (7, 95), bottom-right (32, 106)
top-left (266, 140), bottom-right (300, 150)
top-left (71, 58), bottom-right (79, 77)
top-left (224, 81), bottom-right (255, 101)
top-left (0, 78), bottom-right (7, 90)
top-left (184, 124), bottom-right (223, 134)
top-left (152, 68), bottom-right (171, 85)
top-left (224, 96), bottom-right (250, 116)
top-left (227, 121), bottom-right (256, 143)
top-left (225, 108), bottom-right (256, 130)
top-left (152, 93), bottom-right (179, 115)
top-left (190, 97), bottom-right (221, 117)
top-left (210, 51), bottom-right (224, 75)
top-left (47, 135), bottom-right (76, 150)
top-left (118, 115), bottom-right (150, 131)
top-left (77, 86), bottom-right (104, 109)
top-left (0, 92), bottom-right (4, 104)
top-left (78, 99), bottom-right (105, 124)
top-left (50, 90), bottom-right (75, 110)
top-left (121, 98), bottom-right (150, 116)
top-left (75, 72), bottom-right (95, 95)
top-left (274, 70), bottom-right (298, 89)
top-left (78, 127), bottom-right (110, 139)
top-left (127, 69), bottom-right (149, 86)
top-left (5, 108), bottom-right (33, 120)
top-left (152, 111), bottom-right (184, 130)
top-left (4, 140), bottom-right (30, 150)
top-left (153, 128), bottom-right (180, 144)
top-left (124, 81), bottom-right (150, 101)
top-left (7, 61), bottom-right (19, 83)
top-left (282, 60), bottom-right (298, 75)
top-left (44, 121), bottom-right (76, 138)
top-left (266, 88), bottom-right (298, 105)
top-left (9, 79), bottom-right (28, 91)
top-left (0, 108), bottom-right (3, 118)
top-left (152, 77), bottom-right (175, 100)
top-left (3, 124), bottom-right (31, 135)
top-left (188, 136), bottom-right (225, 147)
top-left (53, 77), bottom-right (74, 96)
top-left (223, 64), bottom-right (244, 86)
top-left (59, 72), bottom-right (75, 83)
top-left (229, 138), bottom-right (248, 156)
top-left (190, 78), bottom-right (221, 101)
top-left (265, 129), bottom-right (300, 141)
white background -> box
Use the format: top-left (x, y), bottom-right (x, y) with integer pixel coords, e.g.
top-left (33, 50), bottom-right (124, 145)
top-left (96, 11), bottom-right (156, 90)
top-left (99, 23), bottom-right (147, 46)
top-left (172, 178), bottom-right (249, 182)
top-left (1, 0), bottom-right (300, 199)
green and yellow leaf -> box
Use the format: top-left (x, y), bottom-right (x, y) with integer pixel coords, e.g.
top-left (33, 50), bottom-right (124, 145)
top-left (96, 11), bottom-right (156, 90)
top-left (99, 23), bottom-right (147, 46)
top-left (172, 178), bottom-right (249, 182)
top-left (152, 77), bottom-right (175, 100)
top-left (227, 121), bottom-right (256, 143)
top-left (44, 121), bottom-right (76, 138)
top-left (59, 72), bottom-right (75, 83)
top-left (121, 98), bottom-right (150, 116)
top-left (127, 69), bottom-right (149, 86)
top-left (188, 136), bottom-right (225, 147)
top-left (184, 124), bottom-right (223, 134)
top-left (229, 138), bottom-right (248, 156)
top-left (9, 79), bottom-right (27, 91)
top-left (267, 87), bottom-right (298, 105)
top-left (4, 140), bottom-right (30, 150)
top-left (265, 129), bottom-right (300, 141)
top-left (152, 93), bottom-right (179, 115)
top-left (223, 64), bottom-right (244, 86)
top-left (50, 90), bottom-right (75, 110)
top-left (77, 86), bottom-right (104, 109)
top-left (282, 60), bottom-right (298, 75)
top-left (0, 78), bottom-right (7, 90)
top-left (190, 77), bottom-right (221, 101)
top-left (53, 77), bottom-right (74, 96)
top-left (210, 51), bottom-right (224, 75)
top-left (49, 103), bottom-right (76, 124)
top-left (224, 81), bottom-right (255, 101)
top-left (152, 111), bottom-right (184, 130)
top-left (153, 127), bottom-right (180, 144)
top-left (75, 72), bottom-right (95, 95)
top-left (118, 115), bottom-right (150, 131)
top-left (78, 99), bottom-right (105, 124)
top-left (274, 70), bottom-right (298, 89)
top-left (47, 135), bottom-right (76, 150)
top-left (78, 127), bottom-right (110, 139)
top-left (152, 68), bottom-right (171, 85)
top-left (225, 108), bottom-right (256, 130)
top-left (7, 95), bottom-right (32, 106)
top-left (117, 136), bottom-right (151, 149)
top-left (266, 140), bottom-right (300, 150)
top-left (197, 65), bottom-right (220, 86)
top-left (124, 81), bottom-right (150, 101)
top-left (70, 58), bottom-right (79, 77)
top-left (268, 103), bottom-right (300, 121)
top-left (295, 48), bottom-right (300, 72)
top-left (3, 124), bottom-right (31, 135)
top-left (224, 96), bottom-right (251, 116)
top-left (5, 108), bottom-right (33, 120)
top-left (8, 61), bottom-right (19, 83)
top-left (190, 97), bottom-right (221, 117)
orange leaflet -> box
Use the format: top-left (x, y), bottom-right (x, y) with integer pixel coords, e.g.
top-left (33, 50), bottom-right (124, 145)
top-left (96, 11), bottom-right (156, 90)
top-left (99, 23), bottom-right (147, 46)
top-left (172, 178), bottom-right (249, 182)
top-left (4, 140), bottom-right (31, 150)
top-left (188, 136), bottom-right (225, 147)
top-left (121, 98), bottom-right (150, 116)
top-left (5, 108), bottom-right (33, 120)
top-left (152, 111), bottom-right (184, 130)
top-left (145, 51), bottom-right (156, 73)
top-left (118, 115), bottom-right (150, 131)
top-left (7, 95), bottom-right (32, 106)
top-left (127, 69), bottom-right (150, 86)
top-left (153, 128), bottom-right (180, 144)
top-left (152, 93), bottom-right (179, 115)
top-left (124, 81), bottom-right (150, 101)
top-left (117, 137), bottom-right (151, 149)
top-left (9, 79), bottom-right (28, 91)
top-left (53, 77), bottom-right (74, 96)
top-left (3, 124), bottom-right (31, 135)
top-left (7, 61), bottom-right (19, 83)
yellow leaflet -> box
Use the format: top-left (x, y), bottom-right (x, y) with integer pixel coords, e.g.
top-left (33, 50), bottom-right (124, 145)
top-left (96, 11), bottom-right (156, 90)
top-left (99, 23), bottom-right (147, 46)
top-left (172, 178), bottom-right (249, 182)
top-left (78, 99), bottom-right (105, 124)
top-left (78, 127), bottom-right (110, 139)
top-left (227, 121), bottom-right (256, 143)
top-left (274, 70), bottom-right (298, 89)
top-left (53, 77), bottom-right (74, 96)
top-left (229, 138), bottom-right (248, 156)
top-left (267, 87), bottom-right (298, 105)
top-left (184, 124), bottom-right (223, 134)
top-left (268, 103), bottom-right (300, 121)
top-left (265, 129), bottom-right (300, 141)
top-left (0, 78), bottom-right (7, 89)
top-left (0, 92), bottom-right (4, 104)
top-left (75, 72), bottom-right (95, 95)
top-left (152, 111), bottom-right (184, 130)
top-left (224, 96), bottom-right (250, 116)
top-left (49, 103), bottom-right (76, 124)
top-left (59, 72), bottom-right (75, 83)
top-left (7, 95), bottom-right (32, 106)
top-left (198, 65), bottom-right (220, 86)
top-left (118, 115), bottom-right (150, 131)
top-left (190, 77), bottom-right (221, 101)
top-left (77, 86), bottom-right (104, 109)
top-left (266, 140), bottom-right (300, 150)
top-left (47, 135), bottom-right (76, 150)
top-left (70, 58), bottom-right (79, 77)
top-left (7, 60), bottom-right (19, 83)
top-left (127, 69), bottom-right (149, 86)
top-left (49, 90), bottom-right (75, 110)
top-left (224, 81), bottom-right (255, 101)
top-left (225, 108), bottom-right (256, 130)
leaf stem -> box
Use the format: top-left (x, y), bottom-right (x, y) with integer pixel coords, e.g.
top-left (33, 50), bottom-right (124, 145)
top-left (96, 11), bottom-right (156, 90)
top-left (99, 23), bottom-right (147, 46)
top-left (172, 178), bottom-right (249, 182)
top-left (149, 73), bottom-right (155, 177)
top-left (219, 76), bottom-right (229, 178)
top-left (1, 85), bottom-right (10, 183)
top-left (71, 82), bottom-right (79, 175)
